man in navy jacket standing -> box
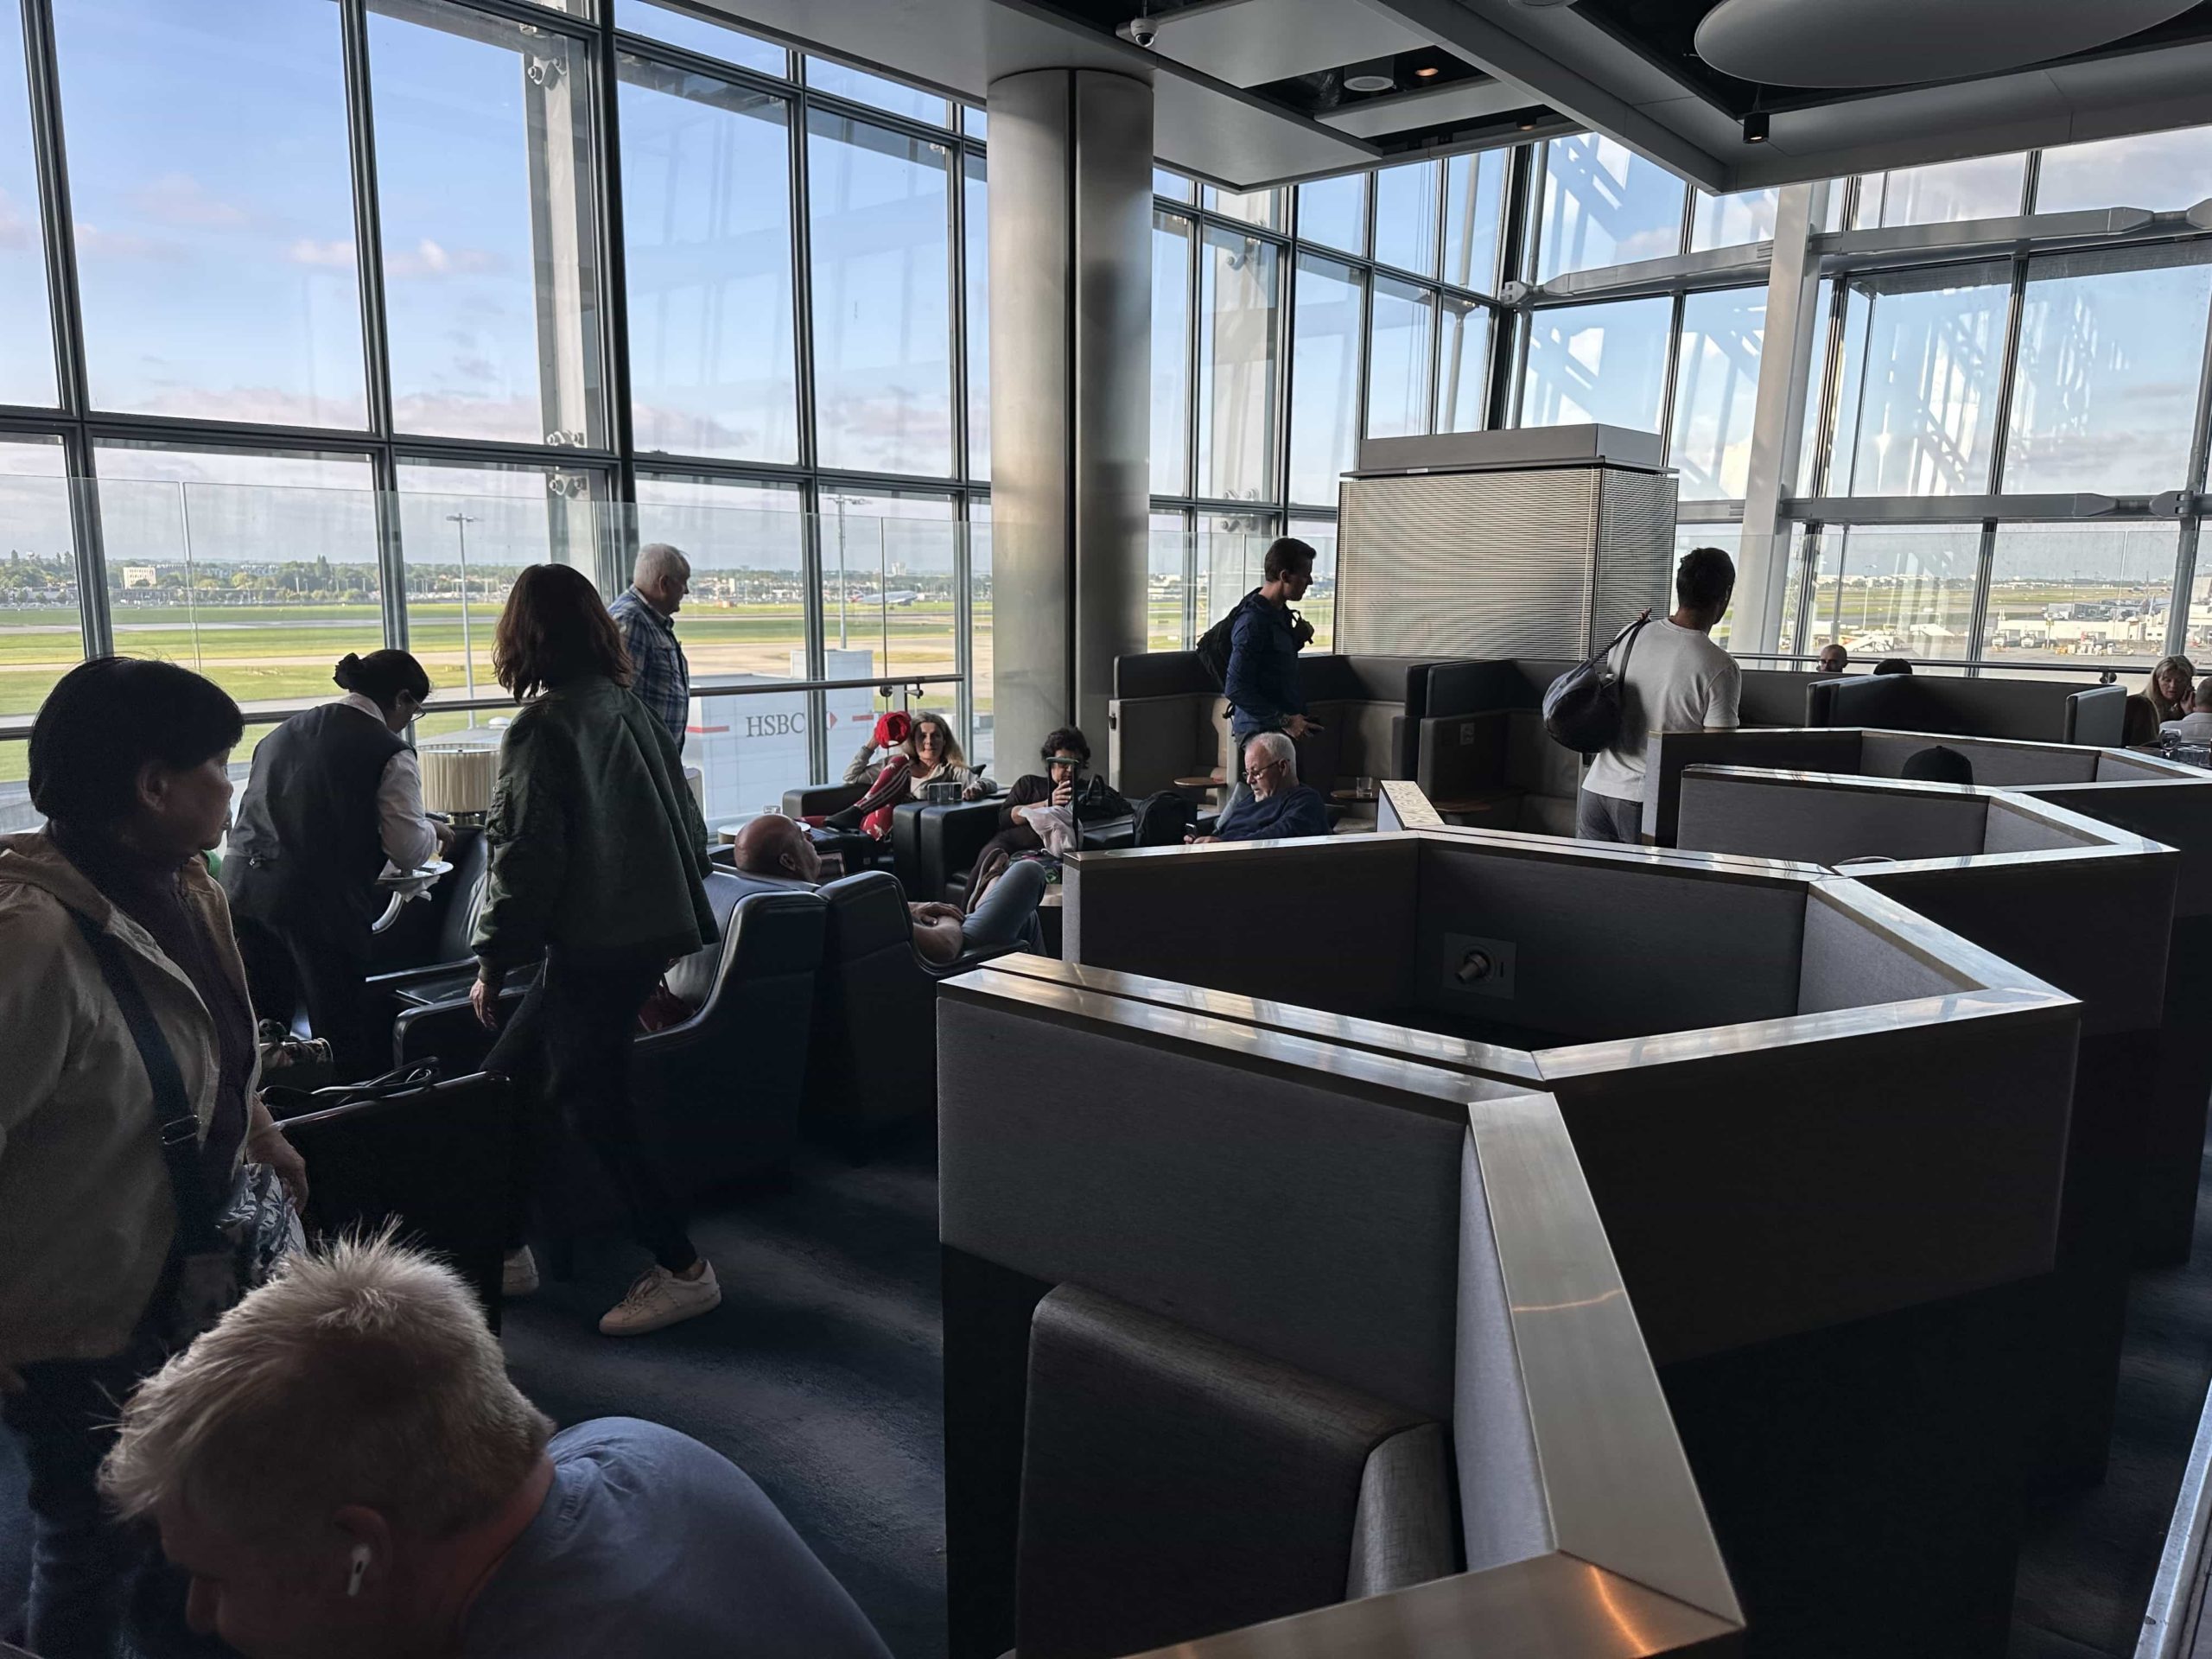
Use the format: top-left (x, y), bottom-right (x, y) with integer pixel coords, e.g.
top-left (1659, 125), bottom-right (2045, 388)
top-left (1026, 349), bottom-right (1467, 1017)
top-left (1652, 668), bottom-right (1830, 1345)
top-left (1220, 537), bottom-right (1319, 823)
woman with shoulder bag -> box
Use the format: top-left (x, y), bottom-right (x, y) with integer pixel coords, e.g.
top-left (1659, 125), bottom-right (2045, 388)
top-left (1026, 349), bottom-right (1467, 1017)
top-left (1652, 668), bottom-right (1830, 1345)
top-left (470, 563), bottom-right (723, 1339)
top-left (0, 657), bottom-right (308, 1659)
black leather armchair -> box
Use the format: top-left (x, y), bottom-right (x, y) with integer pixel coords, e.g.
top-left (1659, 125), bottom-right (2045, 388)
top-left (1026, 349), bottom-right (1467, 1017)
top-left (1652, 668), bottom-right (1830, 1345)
top-left (892, 798), bottom-right (1007, 905)
top-left (365, 830), bottom-right (496, 1018)
top-left (392, 873), bottom-right (829, 1198)
top-left (806, 869), bottom-right (1022, 1156)
top-left (782, 779), bottom-right (866, 817)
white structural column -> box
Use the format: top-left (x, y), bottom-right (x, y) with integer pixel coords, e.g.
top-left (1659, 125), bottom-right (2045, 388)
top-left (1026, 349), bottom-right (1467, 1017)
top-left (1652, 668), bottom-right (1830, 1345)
top-left (1732, 181), bottom-right (1829, 654)
top-left (986, 68), bottom-right (1153, 767)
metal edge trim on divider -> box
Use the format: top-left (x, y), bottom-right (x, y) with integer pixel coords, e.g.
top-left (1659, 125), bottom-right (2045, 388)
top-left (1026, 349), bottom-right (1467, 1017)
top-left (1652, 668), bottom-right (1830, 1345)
top-left (2136, 1365), bottom-right (2212, 1659)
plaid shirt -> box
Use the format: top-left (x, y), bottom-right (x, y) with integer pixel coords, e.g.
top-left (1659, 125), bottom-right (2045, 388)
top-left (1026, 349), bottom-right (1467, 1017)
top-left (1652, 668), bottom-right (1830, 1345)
top-left (608, 586), bottom-right (690, 751)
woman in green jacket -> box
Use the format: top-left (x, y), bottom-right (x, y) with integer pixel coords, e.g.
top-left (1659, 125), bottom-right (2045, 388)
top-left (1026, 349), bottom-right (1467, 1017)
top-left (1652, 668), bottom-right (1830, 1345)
top-left (470, 563), bottom-right (721, 1338)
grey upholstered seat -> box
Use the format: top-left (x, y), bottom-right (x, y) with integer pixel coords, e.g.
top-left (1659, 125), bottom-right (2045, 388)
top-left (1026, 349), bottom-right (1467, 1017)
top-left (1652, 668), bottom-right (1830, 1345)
top-left (1012, 1284), bottom-right (1457, 1659)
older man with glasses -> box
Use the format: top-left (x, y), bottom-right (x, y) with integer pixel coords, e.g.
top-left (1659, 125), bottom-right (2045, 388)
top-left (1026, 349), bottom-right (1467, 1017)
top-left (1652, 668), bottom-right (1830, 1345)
top-left (1188, 731), bottom-right (1329, 844)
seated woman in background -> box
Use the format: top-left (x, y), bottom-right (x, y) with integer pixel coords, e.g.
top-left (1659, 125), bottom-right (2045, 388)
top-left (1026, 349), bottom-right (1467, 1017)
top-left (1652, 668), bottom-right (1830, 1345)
top-left (224, 648), bottom-right (448, 1079)
top-left (468, 564), bottom-right (722, 1339)
top-left (2148, 654), bottom-right (2196, 725)
top-left (834, 710), bottom-right (990, 835)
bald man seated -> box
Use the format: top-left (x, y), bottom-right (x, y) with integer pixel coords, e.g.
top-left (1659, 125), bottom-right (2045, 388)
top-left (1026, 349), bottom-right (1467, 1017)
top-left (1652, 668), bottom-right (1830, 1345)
top-left (729, 813), bottom-right (1049, 962)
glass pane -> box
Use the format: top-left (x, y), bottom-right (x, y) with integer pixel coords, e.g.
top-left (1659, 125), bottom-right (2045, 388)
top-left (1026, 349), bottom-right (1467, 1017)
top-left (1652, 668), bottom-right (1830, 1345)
top-left (1204, 185), bottom-right (1283, 230)
top-left (1147, 509), bottom-right (1188, 650)
top-left (1671, 287), bottom-right (1764, 500)
top-left (1802, 525), bottom-right (1980, 665)
top-left (1373, 159), bottom-right (1440, 277)
top-left (95, 445), bottom-right (380, 708)
top-left (1366, 276), bottom-right (1434, 442)
top-left (632, 472), bottom-right (804, 680)
top-left (1287, 253), bottom-right (1363, 506)
top-left (1287, 514), bottom-right (1338, 650)
top-left (2035, 127), bottom-right (2212, 214)
top-left (1983, 524), bottom-right (2178, 671)
top-left (963, 106), bottom-right (987, 141)
top-left (1829, 262), bottom-right (2011, 496)
top-left (1442, 149), bottom-right (1507, 296)
top-left (619, 59), bottom-right (797, 463)
top-left (1438, 296), bottom-right (1491, 432)
top-left (0, 0), bottom-right (54, 406)
top-left (615, 0), bottom-right (785, 75)
top-left (1152, 210), bottom-right (1194, 496)
top-left (2004, 244), bottom-right (2212, 494)
top-left (1154, 168), bottom-right (1194, 203)
top-left (1798, 276), bottom-right (1840, 494)
top-left (1536, 134), bottom-right (1685, 281)
top-left (1195, 226), bottom-right (1281, 503)
top-left (806, 110), bottom-right (956, 477)
top-left (370, 1), bottom-right (606, 447)
top-left (805, 56), bottom-right (948, 126)
top-left (0, 438), bottom-right (77, 721)
top-left (630, 472), bottom-right (807, 817)
top-left (1198, 512), bottom-right (1278, 631)
top-left (1296, 174), bottom-right (1367, 256)
top-left (1855, 155), bottom-right (2026, 227)
top-left (1520, 296), bottom-right (1672, 432)
top-left (965, 154), bottom-right (988, 480)
top-left (55, 0), bottom-right (365, 427)
top-left (1674, 523), bottom-right (1741, 649)
top-left (397, 458), bottom-right (607, 702)
top-left (1690, 188), bottom-right (1779, 251)
top-left (817, 489), bottom-right (954, 690)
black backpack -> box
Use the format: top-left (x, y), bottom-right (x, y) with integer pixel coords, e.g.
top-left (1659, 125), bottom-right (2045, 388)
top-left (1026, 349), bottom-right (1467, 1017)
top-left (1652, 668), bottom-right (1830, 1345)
top-left (1129, 790), bottom-right (1198, 848)
top-left (1542, 613), bottom-right (1651, 756)
top-left (1194, 590), bottom-right (1259, 687)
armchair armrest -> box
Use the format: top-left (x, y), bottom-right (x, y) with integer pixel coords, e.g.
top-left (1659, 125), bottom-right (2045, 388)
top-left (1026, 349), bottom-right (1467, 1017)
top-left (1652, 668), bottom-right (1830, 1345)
top-left (784, 781), bottom-right (865, 817)
top-left (891, 796), bottom-right (1007, 901)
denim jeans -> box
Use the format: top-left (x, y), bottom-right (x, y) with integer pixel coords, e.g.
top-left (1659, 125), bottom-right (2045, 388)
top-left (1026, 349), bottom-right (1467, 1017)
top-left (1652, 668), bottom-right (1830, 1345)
top-left (962, 856), bottom-right (1047, 953)
top-left (3, 1337), bottom-right (162, 1659)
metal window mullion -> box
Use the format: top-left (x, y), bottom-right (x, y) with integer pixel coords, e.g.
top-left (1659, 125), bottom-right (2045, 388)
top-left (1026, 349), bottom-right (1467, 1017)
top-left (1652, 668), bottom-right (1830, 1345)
top-left (953, 494), bottom-right (975, 749)
top-left (2164, 254), bottom-right (2212, 654)
top-left (1656, 289), bottom-right (1687, 465)
top-left (791, 92), bottom-right (819, 475)
top-left (340, 0), bottom-right (395, 449)
top-left (948, 141), bottom-right (970, 489)
top-left (1490, 143), bottom-right (1535, 429)
top-left (596, 13), bottom-right (639, 514)
top-left (22, 0), bottom-right (83, 423)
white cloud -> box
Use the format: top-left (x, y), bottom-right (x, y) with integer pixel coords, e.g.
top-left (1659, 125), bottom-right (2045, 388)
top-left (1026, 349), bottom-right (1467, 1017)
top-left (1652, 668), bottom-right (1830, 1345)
top-left (287, 237), bottom-right (357, 268)
top-left (130, 172), bottom-right (251, 230)
top-left (385, 238), bottom-right (501, 280)
top-left (73, 222), bottom-right (170, 260)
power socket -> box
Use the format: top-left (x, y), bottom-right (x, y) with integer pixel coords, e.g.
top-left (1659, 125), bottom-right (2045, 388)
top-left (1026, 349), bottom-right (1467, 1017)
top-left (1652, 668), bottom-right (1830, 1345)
top-left (1443, 931), bottom-right (1516, 1001)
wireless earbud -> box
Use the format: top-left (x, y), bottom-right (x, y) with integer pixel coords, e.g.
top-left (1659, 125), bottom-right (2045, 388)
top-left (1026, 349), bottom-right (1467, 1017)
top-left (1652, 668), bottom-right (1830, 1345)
top-left (346, 1544), bottom-right (371, 1599)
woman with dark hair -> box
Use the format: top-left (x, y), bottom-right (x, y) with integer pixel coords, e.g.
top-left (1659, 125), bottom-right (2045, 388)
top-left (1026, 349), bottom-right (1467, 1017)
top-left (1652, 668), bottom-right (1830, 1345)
top-left (469, 563), bottom-right (722, 1338)
top-left (1, 657), bottom-right (308, 1659)
top-left (222, 647), bottom-right (448, 1079)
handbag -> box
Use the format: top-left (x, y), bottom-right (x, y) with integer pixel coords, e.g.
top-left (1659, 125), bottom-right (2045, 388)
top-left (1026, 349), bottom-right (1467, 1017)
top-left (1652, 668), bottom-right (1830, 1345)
top-left (1542, 611), bottom-right (1652, 756)
top-left (68, 909), bottom-right (304, 1346)
top-left (637, 976), bottom-right (695, 1033)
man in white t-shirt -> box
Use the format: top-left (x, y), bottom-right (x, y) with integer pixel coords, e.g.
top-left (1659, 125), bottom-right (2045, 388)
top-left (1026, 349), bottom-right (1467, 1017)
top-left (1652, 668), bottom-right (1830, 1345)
top-left (1577, 546), bottom-right (1742, 844)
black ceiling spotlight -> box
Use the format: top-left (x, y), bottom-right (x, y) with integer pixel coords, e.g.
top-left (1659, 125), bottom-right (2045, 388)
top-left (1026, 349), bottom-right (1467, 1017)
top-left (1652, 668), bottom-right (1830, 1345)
top-left (1743, 108), bottom-right (1770, 143)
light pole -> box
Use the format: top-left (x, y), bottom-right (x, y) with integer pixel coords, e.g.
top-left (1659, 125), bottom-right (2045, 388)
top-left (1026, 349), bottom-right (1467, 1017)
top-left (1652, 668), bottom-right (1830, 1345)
top-left (447, 512), bottom-right (480, 700)
top-left (828, 493), bottom-right (855, 651)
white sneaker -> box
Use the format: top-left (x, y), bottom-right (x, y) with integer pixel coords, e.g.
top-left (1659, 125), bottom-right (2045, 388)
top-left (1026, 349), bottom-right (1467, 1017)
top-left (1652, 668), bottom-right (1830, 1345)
top-left (503, 1247), bottom-right (540, 1298)
top-left (599, 1261), bottom-right (721, 1337)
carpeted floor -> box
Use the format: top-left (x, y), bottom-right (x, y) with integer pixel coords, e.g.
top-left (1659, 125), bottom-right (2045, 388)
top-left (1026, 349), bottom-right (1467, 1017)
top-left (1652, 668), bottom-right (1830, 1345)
top-left (7, 1132), bottom-right (2211, 1659)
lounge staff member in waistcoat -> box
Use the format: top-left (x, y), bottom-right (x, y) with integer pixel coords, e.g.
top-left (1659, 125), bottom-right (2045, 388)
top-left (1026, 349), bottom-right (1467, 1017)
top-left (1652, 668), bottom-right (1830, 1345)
top-left (223, 650), bottom-right (449, 1079)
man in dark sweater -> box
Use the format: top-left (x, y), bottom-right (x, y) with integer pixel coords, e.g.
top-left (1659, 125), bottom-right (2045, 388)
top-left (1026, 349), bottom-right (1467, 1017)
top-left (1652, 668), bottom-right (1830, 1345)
top-left (1192, 732), bottom-right (1329, 844)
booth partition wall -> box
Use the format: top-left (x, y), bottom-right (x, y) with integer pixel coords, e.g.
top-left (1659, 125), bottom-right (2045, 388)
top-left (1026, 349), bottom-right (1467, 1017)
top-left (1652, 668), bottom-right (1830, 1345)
top-left (6, 0), bottom-right (2212, 829)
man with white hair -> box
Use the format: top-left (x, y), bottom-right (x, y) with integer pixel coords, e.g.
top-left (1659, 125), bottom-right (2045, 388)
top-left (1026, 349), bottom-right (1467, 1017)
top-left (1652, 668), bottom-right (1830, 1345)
top-left (608, 542), bottom-right (693, 751)
top-left (1189, 730), bottom-right (1329, 843)
top-left (99, 1236), bottom-right (892, 1659)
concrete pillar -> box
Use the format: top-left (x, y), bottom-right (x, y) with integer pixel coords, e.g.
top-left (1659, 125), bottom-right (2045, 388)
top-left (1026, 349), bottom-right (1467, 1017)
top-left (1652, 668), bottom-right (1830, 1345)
top-left (986, 68), bottom-right (1152, 772)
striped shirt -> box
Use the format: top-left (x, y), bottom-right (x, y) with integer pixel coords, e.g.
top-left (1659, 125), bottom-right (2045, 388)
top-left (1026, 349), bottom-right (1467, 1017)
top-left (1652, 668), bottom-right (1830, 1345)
top-left (608, 586), bottom-right (690, 752)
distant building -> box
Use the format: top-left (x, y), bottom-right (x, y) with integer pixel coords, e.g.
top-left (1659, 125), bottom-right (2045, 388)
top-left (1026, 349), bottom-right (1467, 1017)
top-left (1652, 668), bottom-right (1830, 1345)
top-left (121, 565), bottom-right (158, 588)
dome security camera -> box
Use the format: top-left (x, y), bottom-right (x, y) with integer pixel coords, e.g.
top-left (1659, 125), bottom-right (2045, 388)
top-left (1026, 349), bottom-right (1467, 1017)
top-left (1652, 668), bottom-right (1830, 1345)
top-left (1117, 14), bottom-right (1159, 48)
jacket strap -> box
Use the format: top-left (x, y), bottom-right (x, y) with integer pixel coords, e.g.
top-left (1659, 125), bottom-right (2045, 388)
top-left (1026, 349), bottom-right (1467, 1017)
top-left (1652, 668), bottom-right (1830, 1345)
top-left (66, 907), bottom-right (226, 1255)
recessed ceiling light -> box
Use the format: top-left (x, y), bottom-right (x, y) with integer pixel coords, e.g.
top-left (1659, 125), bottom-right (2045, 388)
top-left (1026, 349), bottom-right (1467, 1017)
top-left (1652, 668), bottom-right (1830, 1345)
top-left (1414, 65), bottom-right (1440, 78)
top-left (1343, 56), bottom-right (1396, 93)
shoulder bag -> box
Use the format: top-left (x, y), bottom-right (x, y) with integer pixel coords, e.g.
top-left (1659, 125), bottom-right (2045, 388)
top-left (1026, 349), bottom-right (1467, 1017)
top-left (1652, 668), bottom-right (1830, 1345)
top-left (1542, 612), bottom-right (1652, 756)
